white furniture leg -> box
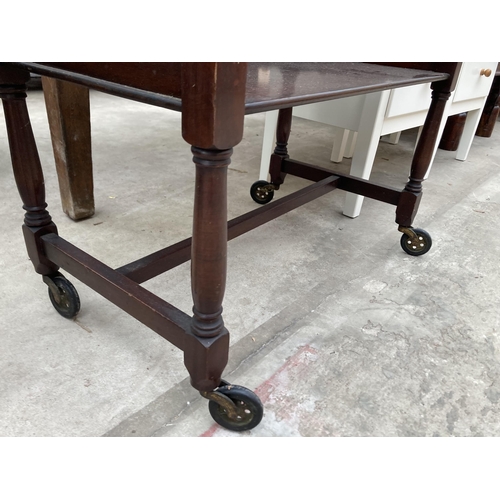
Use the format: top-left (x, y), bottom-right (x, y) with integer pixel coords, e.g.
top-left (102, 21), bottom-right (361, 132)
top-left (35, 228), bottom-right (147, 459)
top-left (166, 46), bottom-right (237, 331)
top-left (259, 109), bottom-right (279, 181)
top-left (455, 108), bottom-right (482, 161)
top-left (344, 130), bottom-right (357, 159)
top-left (343, 90), bottom-right (391, 218)
top-left (331, 127), bottom-right (351, 162)
top-left (381, 131), bottom-right (401, 144)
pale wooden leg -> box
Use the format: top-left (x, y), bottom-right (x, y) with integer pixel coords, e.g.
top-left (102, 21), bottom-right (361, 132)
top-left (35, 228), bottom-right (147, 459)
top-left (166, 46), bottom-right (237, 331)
top-left (42, 77), bottom-right (95, 220)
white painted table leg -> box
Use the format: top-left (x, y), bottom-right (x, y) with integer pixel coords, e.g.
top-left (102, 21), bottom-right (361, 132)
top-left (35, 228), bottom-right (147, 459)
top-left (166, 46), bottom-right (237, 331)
top-left (259, 110), bottom-right (279, 181)
top-left (455, 107), bottom-right (483, 161)
top-left (343, 90), bottom-right (391, 218)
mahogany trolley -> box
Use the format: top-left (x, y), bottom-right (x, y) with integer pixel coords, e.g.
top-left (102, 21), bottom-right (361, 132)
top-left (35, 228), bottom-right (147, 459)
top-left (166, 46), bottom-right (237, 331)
top-left (0, 63), bottom-right (460, 431)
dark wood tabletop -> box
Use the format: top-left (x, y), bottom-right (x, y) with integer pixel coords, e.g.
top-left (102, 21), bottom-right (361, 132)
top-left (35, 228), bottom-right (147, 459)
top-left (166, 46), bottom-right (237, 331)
top-left (10, 62), bottom-right (449, 114)
top-left (244, 62), bottom-right (448, 113)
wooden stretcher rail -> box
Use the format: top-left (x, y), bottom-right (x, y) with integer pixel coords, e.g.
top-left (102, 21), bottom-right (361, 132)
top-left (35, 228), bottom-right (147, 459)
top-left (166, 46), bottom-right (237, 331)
top-left (117, 174), bottom-right (340, 284)
top-left (41, 233), bottom-right (191, 350)
top-left (9, 62), bottom-right (183, 111)
top-left (282, 159), bottom-right (402, 205)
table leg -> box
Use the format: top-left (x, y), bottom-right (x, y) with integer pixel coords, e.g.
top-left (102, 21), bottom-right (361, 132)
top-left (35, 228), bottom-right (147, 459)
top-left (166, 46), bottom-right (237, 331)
top-left (259, 110), bottom-right (279, 181)
top-left (185, 145), bottom-right (264, 430)
top-left (250, 107), bottom-right (293, 205)
top-left (269, 107), bottom-right (293, 187)
top-left (394, 83), bottom-right (453, 257)
top-left (42, 77), bottom-right (95, 220)
top-left (343, 90), bottom-right (391, 218)
top-left (396, 86), bottom-right (451, 228)
top-left (0, 67), bottom-right (59, 276)
top-left (183, 146), bottom-right (231, 393)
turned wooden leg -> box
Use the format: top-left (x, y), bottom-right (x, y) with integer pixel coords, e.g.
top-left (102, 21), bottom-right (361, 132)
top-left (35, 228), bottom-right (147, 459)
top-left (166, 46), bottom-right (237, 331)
top-left (396, 87), bottom-right (452, 227)
top-left (183, 146), bottom-right (231, 392)
top-left (42, 77), bottom-right (95, 220)
top-left (0, 66), bottom-right (59, 276)
top-left (269, 107), bottom-right (293, 187)
top-left (180, 63), bottom-right (249, 395)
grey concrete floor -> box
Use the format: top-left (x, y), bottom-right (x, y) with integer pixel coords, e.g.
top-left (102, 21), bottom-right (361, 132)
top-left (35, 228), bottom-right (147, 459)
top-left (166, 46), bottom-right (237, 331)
top-left (1, 88), bottom-right (499, 437)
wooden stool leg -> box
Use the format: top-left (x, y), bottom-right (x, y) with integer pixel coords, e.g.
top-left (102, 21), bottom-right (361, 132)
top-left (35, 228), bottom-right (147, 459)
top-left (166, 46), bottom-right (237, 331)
top-left (0, 67), bottom-right (59, 275)
top-left (42, 77), bottom-right (95, 220)
top-left (183, 146), bottom-right (231, 392)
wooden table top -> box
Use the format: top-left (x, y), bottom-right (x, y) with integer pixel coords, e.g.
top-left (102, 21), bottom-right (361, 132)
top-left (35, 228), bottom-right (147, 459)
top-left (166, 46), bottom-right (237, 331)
top-left (244, 63), bottom-right (447, 113)
top-left (11, 62), bottom-right (449, 114)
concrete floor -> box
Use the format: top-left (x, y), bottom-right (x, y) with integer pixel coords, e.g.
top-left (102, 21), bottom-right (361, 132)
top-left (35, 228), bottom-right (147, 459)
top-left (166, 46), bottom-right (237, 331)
top-left (1, 88), bottom-right (499, 437)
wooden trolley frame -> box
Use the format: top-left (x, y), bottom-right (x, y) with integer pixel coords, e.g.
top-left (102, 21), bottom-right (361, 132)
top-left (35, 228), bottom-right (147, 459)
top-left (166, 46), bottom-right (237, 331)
top-left (0, 62), bottom-right (460, 431)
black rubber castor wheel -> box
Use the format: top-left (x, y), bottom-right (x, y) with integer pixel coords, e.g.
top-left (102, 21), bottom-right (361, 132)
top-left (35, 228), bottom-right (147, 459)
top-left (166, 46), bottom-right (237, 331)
top-left (208, 384), bottom-right (264, 432)
top-left (250, 180), bottom-right (274, 205)
top-left (46, 273), bottom-right (81, 319)
top-left (400, 228), bottom-right (432, 256)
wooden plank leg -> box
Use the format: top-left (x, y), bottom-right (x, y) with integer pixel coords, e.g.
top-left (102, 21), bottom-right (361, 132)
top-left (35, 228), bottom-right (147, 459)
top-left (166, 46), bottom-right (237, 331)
top-left (42, 77), bottom-right (95, 220)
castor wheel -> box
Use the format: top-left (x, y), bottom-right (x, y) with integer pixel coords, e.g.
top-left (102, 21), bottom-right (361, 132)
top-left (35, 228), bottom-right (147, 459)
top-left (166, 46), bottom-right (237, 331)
top-left (206, 383), bottom-right (264, 432)
top-left (250, 180), bottom-right (275, 205)
top-left (43, 273), bottom-right (81, 319)
top-left (399, 227), bottom-right (432, 256)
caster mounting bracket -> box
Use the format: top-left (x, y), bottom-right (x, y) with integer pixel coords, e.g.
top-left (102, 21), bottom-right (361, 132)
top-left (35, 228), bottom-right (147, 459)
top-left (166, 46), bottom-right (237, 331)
top-left (200, 386), bottom-right (239, 421)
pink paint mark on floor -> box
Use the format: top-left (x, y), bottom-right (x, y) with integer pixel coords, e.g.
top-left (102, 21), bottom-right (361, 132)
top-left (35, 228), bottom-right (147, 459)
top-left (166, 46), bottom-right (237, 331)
top-left (200, 345), bottom-right (318, 437)
top-left (200, 424), bottom-right (218, 437)
top-left (255, 345), bottom-right (318, 404)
